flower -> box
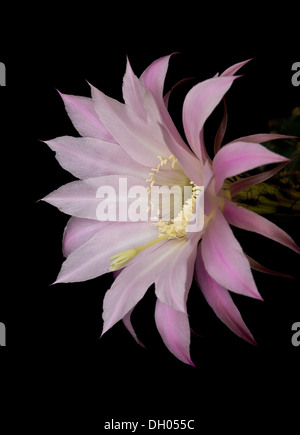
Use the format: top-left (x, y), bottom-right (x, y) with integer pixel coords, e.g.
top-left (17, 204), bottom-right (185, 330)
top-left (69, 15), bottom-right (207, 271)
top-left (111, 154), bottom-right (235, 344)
top-left (42, 54), bottom-right (299, 366)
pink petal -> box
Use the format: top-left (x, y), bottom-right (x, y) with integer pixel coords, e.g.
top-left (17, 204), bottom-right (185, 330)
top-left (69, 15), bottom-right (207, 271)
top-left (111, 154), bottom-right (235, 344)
top-left (42, 175), bottom-right (149, 220)
top-left (155, 299), bottom-right (195, 366)
top-left (231, 133), bottom-right (297, 144)
top-left (44, 136), bottom-right (148, 180)
top-left (90, 84), bottom-right (169, 167)
top-left (223, 199), bottom-right (300, 254)
top-left (213, 141), bottom-right (288, 192)
top-left (182, 76), bottom-right (237, 159)
top-left (141, 54), bottom-right (201, 170)
top-left (55, 221), bottom-right (159, 283)
top-left (63, 217), bottom-right (111, 257)
top-left (155, 235), bottom-right (199, 312)
top-left (245, 253), bottom-right (293, 279)
top-left (229, 160), bottom-right (290, 197)
top-left (58, 92), bottom-right (115, 142)
top-left (102, 238), bottom-right (181, 335)
top-left (221, 58), bottom-right (252, 76)
top-left (203, 181), bottom-right (219, 218)
top-left (203, 158), bottom-right (214, 188)
top-left (140, 54), bottom-right (175, 107)
top-left (213, 98), bottom-right (227, 154)
top-left (186, 189), bottom-right (205, 237)
top-left (142, 90), bottom-right (180, 153)
top-left (159, 123), bottom-right (203, 186)
top-left (122, 57), bottom-right (147, 120)
top-left (114, 267), bottom-right (145, 346)
top-left (195, 248), bottom-right (256, 344)
top-left (122, 306), bottom-right (145, 348)
top-left (228, 134), bottom-right (295, 196)
top-left (200, 129), bottom-right (212, 165)
top-left (163, 77), bottom-right (195, 108)
top-left (201, 209), bottom-right (262, 299)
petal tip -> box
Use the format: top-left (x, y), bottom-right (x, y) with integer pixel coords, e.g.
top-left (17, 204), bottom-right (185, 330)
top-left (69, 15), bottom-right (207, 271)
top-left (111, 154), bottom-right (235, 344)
top-left (55, 88), bottom-right (63, 97)
top-left (100, 326), bottom-right (108, 339)
top-left (256, 293), bottom-right (264, 302)
top-left (188, 359), bottom-right (196, 368)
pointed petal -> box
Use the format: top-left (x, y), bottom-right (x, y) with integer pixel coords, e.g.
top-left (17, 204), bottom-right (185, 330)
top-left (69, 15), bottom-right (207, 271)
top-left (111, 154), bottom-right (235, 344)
top-left (122, 306), bottom-right (145, 348)
top-left (91, 84), bottom-right (168, 167)
top-left (159, 123), bottom-right (203, 186)
top-left (155, 299), bottom-right (195, 366)
top-left (229, 160), bottom-right (290, 197)
top-left (58, 92), bottom-right (115, 142)
top-left (44, 136), bottom-right (148, 179)
top-left (155, 235), bottom-right (198, 312)
top-left (142, 89), bottom-right (179, 153)
top-left (245, 253), bottom-right (293, 279)
top-left (43, 178), bottom-right (102, 220)
top-left (42, 175), bottom-right (149, 220)
top-left (195, 248), bottom-right (256, 344)
top-left (221, 58), bottom-right (252, 76)
top-left (114, 266), bottom-right (146, 346)
top-left (213, 98), bottom-right (227, 154)
top-left (182, 76), bottom-right (237, 159)
top-left (223, 199), bottom-right (300, 254)
top-left (122, 57), bottom-right (147, 120)
top-left (55, 221), bottom-right (159, 283)
top-left (102, 238), bottom-right (181, 335)
top-left (141, 54), bottom-right (199, 166)
top-left (201, 209), bottom-right (262, 299)
top-left (62, 217), bottom-right (111, 257)
top-left (163, 77), bottom-right (195, 108)
top-left (140, 54), bottom-right (175, 105)
top-left (213, 141), bottom-right (288, 192)
top-left (231, 133), bottom-right (297, 144)
top-left (200, 128), bottom-right (212, 165)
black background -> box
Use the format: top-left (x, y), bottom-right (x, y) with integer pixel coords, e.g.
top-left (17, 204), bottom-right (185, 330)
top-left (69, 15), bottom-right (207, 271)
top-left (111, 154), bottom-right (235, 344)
top-left (1, 7), bottom-right (299, 432)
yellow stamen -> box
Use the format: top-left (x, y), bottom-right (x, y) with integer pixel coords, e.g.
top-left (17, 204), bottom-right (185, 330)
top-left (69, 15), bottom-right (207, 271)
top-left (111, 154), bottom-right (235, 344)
top-left (155, 184), bottom-right (201, 239)
top-left (109, 234), bottom-right (168, 271)
top-left (147, 155), bottom-right (178, 187)
top-left (146, 154), bottom-right (180, 219)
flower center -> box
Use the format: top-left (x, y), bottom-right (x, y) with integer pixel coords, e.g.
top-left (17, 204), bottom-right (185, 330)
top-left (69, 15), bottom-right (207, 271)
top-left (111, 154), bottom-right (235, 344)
top-left (147, 155), bottom-right (200, 239)
top-left (154, 183), bottom-right (201, 239)
top-left (109, 155), bottom-right (199, 271)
